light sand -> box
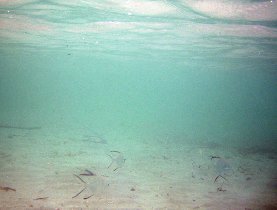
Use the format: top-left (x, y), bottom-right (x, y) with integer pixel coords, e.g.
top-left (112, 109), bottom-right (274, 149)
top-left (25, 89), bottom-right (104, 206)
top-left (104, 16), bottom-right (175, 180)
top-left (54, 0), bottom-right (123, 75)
top-left (0, 127), bottom-right (276, 209)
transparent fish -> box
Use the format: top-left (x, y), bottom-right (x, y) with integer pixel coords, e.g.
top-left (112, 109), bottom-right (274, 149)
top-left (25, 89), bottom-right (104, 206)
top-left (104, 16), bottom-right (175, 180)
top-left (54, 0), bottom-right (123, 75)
top-left (107, 151), bottom-right (126, 171)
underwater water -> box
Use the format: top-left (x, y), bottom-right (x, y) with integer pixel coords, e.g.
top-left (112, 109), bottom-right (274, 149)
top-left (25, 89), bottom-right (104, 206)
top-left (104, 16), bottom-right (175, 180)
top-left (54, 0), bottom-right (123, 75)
top-left (0, 0), bottom-right (277, 209)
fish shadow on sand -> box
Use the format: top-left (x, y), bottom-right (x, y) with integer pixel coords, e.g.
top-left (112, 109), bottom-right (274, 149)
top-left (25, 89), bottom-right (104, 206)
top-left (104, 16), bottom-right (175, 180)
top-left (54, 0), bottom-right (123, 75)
top-left (72, 169), bottom-right (108, 200)
top-left (211, 157), bottom-right (234, 192)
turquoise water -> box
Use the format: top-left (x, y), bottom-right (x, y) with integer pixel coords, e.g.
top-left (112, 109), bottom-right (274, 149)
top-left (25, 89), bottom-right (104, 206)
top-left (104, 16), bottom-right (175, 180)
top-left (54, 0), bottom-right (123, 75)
top-left (1, 50), bottom-right (276, 145)
top-left (1, 47), bottom-right (276, 147)
top-left (1, 0), bottom-right (276, 155)
top-left (0, 0), bottom-right (277, 208)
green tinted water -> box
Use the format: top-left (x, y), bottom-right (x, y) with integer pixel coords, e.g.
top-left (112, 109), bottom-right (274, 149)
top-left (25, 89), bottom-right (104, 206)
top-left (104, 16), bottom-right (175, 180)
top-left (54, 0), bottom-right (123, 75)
top-left (0, 0), bottom-right (276, 148)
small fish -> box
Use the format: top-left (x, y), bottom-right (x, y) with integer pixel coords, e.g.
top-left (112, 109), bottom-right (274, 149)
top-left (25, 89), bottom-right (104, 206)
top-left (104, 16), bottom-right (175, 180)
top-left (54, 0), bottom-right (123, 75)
top-left (83, 135), bottom-right (107, 144)
top-left (107, 151), bottom-right (126, 171)
top-left (33, 197), bottom-right (48, 200)
top-left (0, 186), bottom-right (16, 192)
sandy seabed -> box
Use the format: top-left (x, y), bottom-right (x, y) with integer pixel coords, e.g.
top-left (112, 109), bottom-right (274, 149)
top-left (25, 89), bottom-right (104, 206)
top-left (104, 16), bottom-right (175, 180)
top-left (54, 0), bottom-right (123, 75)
top-left (0, 127), bottom-right (276, 210)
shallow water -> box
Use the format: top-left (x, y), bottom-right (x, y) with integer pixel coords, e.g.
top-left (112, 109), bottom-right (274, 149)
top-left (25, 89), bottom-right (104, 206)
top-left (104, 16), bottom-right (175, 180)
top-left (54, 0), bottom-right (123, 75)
top-left (0, 0), bottom-right (276, 209)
